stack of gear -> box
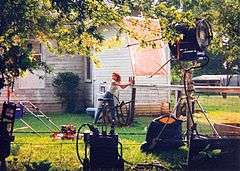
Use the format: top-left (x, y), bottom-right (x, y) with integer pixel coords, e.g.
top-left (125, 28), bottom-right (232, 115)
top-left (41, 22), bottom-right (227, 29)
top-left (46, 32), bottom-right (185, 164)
top-left (76, 124), bottom-right (124, 171)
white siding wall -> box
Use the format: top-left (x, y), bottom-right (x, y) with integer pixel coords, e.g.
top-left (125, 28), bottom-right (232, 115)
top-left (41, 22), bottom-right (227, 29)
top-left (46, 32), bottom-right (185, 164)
top-left (91, 29), bottom-right (171, 108)
top-left (92, 35), bottom-right (133, 106)
top-left (0, 45), bottom-right (85, 112)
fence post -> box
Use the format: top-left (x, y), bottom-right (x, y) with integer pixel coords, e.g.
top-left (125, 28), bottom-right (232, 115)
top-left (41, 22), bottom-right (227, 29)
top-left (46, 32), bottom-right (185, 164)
top-left (175, 90), bottom-right (182, 117)
top-left (127, 77), bottom-right (136, 125)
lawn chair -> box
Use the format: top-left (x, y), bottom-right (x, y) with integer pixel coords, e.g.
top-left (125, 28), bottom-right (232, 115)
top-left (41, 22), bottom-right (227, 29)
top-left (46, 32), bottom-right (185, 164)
top-left (14, 101), bottom-right (60, 135)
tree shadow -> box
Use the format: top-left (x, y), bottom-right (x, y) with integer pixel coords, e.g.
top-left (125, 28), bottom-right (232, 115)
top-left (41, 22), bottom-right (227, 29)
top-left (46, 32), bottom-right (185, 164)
top-left (147, 143), bottom-right (240, 171)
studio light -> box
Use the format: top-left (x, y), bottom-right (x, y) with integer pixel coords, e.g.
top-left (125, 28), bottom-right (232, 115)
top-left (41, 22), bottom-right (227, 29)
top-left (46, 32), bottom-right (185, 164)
top-left (169, 19), bottom-right (213, 61)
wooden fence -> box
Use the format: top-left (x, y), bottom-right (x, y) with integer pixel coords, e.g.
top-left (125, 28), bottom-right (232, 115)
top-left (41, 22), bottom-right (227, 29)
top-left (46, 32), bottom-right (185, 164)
top-left (133, 84), bottom-right (240, 116)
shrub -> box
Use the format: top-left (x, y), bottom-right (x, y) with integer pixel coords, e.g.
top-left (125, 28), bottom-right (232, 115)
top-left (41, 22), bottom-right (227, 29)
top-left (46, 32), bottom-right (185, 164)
top-left (25, 160), bottom-right (52, 171)
top-left (52, 72), bottom-right (80, 113)
top-left (11, 144), bottom-right (21, 156)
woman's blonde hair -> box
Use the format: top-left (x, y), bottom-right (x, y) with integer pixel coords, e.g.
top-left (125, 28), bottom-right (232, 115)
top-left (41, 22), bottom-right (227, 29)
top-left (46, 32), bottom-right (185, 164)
top-left (112, 72), bottom-right (121, 82)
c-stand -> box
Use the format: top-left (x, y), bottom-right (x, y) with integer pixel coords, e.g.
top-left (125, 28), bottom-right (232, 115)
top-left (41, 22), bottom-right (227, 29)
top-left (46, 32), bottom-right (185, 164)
top-left (181, 67), bottom-right (220, 142)
top-left (180, 66), bottom-right (240, 169)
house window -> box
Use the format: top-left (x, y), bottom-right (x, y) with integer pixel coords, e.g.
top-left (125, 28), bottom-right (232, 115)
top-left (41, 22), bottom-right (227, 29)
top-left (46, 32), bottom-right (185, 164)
top-left (84, 57), bottom-right (92, 82)
top-left (18, 40), bottom-right (45, 89)
top-left (31, 40), bottom-right (42, 61)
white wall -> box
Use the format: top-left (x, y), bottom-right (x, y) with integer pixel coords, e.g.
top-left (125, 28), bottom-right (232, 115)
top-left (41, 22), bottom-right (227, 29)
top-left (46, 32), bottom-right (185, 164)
top-left (91, 28), bottom-right (171, 107)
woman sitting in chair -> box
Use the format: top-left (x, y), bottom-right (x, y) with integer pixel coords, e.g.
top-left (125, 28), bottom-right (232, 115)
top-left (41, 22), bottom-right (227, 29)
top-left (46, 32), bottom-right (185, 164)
top-left (94, 72), bottom-right (133, 124)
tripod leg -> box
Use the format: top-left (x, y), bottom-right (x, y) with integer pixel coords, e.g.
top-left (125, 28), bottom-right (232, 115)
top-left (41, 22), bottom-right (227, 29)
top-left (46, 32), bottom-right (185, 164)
top-left (195, 100), bottom-right (221, 138)
top-left (186, 105), bottom-right (193, 142)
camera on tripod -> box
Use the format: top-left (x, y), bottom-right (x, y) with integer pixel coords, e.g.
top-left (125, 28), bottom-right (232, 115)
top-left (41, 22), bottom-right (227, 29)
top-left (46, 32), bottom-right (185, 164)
top-left (169, 19), bottom-right (213, 61)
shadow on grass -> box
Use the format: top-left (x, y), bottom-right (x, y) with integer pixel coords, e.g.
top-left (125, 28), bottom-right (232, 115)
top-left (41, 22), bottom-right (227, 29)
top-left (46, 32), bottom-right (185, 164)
top-left (143, 120), bottom-right (240, 171)
top-left (150, 146), bottom-right (188, 170)
top-left (187, 154), bottom-right (240, 171)
top-left (148, 145), bottom-right (240, 171)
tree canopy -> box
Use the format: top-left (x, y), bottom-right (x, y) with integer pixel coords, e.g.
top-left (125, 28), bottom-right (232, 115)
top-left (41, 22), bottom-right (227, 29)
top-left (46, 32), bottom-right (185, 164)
top-left (0, 0), bottom-right (239, 88)
top-left (154, 0), bottom-right (239, 80)
top-left (173, 0), bottom-right (239, 75)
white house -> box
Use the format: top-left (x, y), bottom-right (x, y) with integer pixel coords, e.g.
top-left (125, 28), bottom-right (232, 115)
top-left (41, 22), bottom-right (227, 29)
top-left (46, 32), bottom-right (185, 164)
top-left (84, 25), bottom-right (171, 114)
top-left (0, 21), bottom-right (171, 115)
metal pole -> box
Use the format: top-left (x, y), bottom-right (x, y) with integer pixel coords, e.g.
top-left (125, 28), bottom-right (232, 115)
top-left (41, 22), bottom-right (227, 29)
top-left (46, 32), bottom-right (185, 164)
top-left (19, 119), bottom-right (41, 136)
top-left (148, 59), bottom-right (172, 78)
top-left (27, 101), bottom-right (60, 131)
top-left (23, 105), bottom-right (54, 132)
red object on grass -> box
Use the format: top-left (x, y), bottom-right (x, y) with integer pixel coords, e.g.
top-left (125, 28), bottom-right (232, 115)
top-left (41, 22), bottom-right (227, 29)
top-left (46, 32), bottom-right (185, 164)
top-left (52, 124), bottom-right (76, 140)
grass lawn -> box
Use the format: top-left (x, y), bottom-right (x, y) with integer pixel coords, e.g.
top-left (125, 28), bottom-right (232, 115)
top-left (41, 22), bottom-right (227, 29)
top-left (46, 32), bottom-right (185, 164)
top-left (12, 115), bottom-right (165, 170)
top-left (193, 95), bottom-right (240, 134)
top-left (8, 96), bottom-right (240, 170)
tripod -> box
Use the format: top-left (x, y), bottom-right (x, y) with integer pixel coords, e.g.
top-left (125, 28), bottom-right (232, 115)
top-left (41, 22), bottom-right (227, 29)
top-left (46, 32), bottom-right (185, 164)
top-left (173, 68), bottom-right (220, 143)
top-left (147, 68), bottom-right (220, 151)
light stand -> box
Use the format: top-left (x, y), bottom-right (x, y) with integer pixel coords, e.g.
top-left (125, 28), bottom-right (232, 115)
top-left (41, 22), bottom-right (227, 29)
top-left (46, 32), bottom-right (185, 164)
top-left (137, 18), bottom-right (239, 169)
top-left (181, 66), bottom-right (220, 141)
top-left (180, 65), bottom-right (240, 169)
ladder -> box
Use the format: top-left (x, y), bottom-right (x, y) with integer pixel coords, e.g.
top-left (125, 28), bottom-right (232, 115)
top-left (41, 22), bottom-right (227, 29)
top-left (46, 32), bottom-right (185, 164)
top-left (14, 101), bottom-right (60, 135)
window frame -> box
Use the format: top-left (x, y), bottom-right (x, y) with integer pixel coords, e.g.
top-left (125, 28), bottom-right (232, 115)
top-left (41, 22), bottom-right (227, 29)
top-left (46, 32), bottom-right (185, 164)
top-left (18, 40), bottom-right (45, 89)
top-left (84, 57), bottom-right (92, 83)
top-left (30, 39), bottom-right (43, 61)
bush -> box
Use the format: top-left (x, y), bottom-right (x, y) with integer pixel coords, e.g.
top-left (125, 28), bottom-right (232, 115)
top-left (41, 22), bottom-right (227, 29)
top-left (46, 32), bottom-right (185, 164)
top-left (25, 160), bottom-right (52, 171)
top-left (52, 72), bottom-right (80, 113)
top-left (11, 144), bottom-right (21, 156)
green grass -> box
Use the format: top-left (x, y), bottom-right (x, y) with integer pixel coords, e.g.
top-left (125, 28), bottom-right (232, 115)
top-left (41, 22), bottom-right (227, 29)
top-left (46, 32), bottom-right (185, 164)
top-left (12, 114), bottom-right (188, 170)
top-left (197, 95), bottom-right (240, 113)
top-left (194, 95), bottom-right (240, 134)
top-left (14, 114), bottom-right (152, 141)
top-left (9, 96), bottom-right (240, 170)
top-left (12, 115), bottom-right (161, 170)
